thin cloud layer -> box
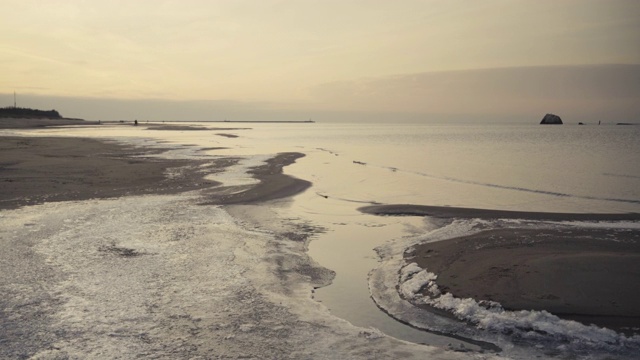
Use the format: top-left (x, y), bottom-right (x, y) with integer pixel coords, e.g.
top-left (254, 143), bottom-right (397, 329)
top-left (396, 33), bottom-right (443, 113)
top-left (4, 64), bottom-right (638, 123)
top-left (1, 1), bottom-right (639, 122)
top-left (309, 64), bottom-right (640, 121)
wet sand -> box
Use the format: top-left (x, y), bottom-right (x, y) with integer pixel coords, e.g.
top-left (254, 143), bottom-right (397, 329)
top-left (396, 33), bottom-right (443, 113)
top-left (201, 152), bottom-right (311, 205)
top-left (0, 136), bottom-right (309, 210)
top-left (362, 204), bottom-right (640, 332)
top-left (360, 204), bottom-right (640, 221)
top-left (1, 122), bottom-right (310, 210)
top-left (0, 136), bottom-right (224, 209)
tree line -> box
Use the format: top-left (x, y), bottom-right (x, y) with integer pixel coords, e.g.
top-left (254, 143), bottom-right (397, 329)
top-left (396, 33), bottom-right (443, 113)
top-left (0, 107), bottom-right (62, 119)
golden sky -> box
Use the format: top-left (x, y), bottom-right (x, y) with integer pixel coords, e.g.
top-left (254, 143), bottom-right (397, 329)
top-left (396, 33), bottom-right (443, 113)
top-left (1, 0), bottom-right (639, 121)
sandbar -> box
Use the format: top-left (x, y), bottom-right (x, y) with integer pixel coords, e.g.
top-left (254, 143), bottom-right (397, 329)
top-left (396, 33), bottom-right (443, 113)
top-left (361, 204), bottom-right (640, 333)
top-left (360, 204), bottom-right (640, 221)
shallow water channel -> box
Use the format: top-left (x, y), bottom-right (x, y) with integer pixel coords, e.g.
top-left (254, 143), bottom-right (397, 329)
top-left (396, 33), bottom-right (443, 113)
top-left (290, 196), bottom-right (480, 350)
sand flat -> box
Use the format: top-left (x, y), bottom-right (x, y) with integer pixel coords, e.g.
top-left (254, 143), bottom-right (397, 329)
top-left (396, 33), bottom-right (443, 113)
top-left (361, 204), bottom-right (640, 332)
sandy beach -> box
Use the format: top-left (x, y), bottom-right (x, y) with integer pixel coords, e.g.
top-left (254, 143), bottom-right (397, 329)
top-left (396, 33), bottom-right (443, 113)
top-left (1, 122), bottom-right (309, 209)
top-left (361, 204), bottom-right (640, 333)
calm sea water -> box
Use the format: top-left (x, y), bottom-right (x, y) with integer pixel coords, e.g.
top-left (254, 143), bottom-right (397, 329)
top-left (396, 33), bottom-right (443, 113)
top-left (240, 122), bottom-right (640, 214)
top-left (39, 121), bottom-right (640, 213)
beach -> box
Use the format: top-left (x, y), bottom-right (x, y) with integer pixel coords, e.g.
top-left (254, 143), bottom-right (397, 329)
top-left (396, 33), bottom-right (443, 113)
top-left (1, 120), bottom-right (473, 359)
top-left (2, 119), bottom-right (639, 359)
top-left (409, 228), bottom-right (640, 331)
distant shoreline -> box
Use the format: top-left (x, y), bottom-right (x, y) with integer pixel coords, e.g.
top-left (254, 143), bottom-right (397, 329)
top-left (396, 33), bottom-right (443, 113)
top-left (0, 117), bottom-right (95, 129)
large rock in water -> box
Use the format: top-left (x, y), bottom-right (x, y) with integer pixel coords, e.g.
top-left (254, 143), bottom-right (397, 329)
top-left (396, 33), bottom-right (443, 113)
top-left (540, 113), bottom-right (563, 124)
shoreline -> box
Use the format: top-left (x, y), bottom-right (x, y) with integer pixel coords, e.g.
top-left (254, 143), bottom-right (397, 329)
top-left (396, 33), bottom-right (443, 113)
top-left (0, 121), bottom-right (634, 358)
top-left (0, 117), bottom-right (97, 129)
top-left (362, 204), bottom-right (640, 334)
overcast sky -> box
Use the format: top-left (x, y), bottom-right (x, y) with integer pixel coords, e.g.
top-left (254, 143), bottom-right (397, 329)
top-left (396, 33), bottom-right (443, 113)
top-left (1, 0), bottom-right (639, 122)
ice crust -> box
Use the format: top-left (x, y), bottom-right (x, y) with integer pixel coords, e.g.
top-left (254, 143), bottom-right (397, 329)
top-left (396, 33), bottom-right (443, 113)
top-left (3, 194), bottom-right (477, 359)
top-left (399, 263), bottom-right (638, 346)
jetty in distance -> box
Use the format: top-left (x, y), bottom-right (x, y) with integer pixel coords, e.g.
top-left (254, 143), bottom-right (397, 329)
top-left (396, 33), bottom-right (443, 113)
top-left (219, 119), bottom-right (315, 123)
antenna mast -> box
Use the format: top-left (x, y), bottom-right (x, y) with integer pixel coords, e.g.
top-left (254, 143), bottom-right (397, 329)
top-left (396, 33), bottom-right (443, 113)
top-left (14, 91), bottom-right (17, 108)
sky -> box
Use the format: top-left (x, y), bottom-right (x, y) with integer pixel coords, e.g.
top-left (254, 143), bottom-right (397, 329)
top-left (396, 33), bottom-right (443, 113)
top-left (1, 0), bottom-right (639, 123)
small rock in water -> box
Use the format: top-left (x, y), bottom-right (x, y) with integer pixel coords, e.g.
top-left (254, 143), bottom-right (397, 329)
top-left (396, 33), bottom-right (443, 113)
top-left (540, 113), bottom-right (563, 125)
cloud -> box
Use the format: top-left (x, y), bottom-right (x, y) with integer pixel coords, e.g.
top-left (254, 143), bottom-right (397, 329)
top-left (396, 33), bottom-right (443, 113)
top-left (3, 64), bottom-right (638, 123)
top-left (308, 64), bottom-right (640, 121)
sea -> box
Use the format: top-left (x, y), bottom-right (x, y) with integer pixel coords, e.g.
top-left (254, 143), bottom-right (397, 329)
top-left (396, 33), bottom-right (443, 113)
top-left (9, 121), bottom-right (640, 359)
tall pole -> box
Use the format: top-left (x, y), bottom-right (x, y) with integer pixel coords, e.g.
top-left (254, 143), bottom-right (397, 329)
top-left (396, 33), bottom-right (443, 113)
top-left (14, 91), bottom-right (16, 108)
